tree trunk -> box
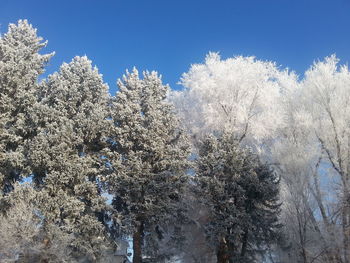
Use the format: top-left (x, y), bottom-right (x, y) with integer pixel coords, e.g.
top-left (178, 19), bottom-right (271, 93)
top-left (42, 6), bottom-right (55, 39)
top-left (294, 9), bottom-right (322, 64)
top-left (342, 192), bottom-right (350, 263)
top-left (133, 222), bottom-right (143, 263)
top-left (240, 228), bottom-right (248, 258)
top-left (217, 237), bottom-right (229, 263)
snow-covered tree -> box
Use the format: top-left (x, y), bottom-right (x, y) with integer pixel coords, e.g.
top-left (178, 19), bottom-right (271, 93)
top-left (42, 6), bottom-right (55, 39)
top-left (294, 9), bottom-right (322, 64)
top-left (0, 20), bottom-right (53, 194)
top-left (272, 55), bottom-right (350, 263)
top-left (196, 132), bottom-right (280, 263)
top-left (170, 52), bottom-right (295, 149)
top-left (26, 56), bottom-right (113, 261)
top-left (0, 183), bottom-right (75, 263)
top-left (273, 138), bottom-right (331, 263)
top-left (300, 55), bottom-right (350, 262)
top-left (269, 75), bottom-right (324, 263)
top-left (106, 69), bottom-right (191, 263)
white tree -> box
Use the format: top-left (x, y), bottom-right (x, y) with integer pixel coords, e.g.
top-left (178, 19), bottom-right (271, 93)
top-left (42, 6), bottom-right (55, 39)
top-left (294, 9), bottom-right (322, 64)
top-left (170, 52), bottom-right (296, 149)
top-left (300, 55), bottom-right (350, 262)
top-left (272, 55), bottom-right (350, 263)
top-left (106, 69), bottom-right (191, 263)
top-left (26, 56), bottom-right (113, 261)
top-left (0, 183), bottom-right (75, 263)
top-left (0, 20), bottom-right (53, 194)
top-left (270, 78), bottom-right (324, 263)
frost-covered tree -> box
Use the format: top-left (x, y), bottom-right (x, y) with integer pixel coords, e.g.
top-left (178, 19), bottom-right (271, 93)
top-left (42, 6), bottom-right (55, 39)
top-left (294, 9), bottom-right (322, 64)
top-left (297, 55), bottom-right (350, 262)
top-left (170, 52), bottom-right (295, 148)
top-left (0, 20), bottom-right (53, 194)
top-left (26, 56), bottom-right (113, 261)
top-left (271, 55), bottom-right (350, 263)
top-left (106, 69), bottom-right (191, 263)
top-left (273, 138), bottom-right (331, 263)
top-left (0, 183), bottom-right (75, 263)
top-left (270, 76), bottom-right (326, 263)
top-left (196, 132), bottom-right (280, 263)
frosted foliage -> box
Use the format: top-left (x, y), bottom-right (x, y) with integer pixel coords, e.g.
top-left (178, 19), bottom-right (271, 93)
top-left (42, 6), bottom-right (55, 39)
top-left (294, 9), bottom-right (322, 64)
top-left (0, 184), bottom-right (75, 263)
top-left (272, 74), bottom-right (320, 188)
top-left (0, 20), bottom-right (53, 193)
top-left (301, 56), bottom-right (350, 261)
top-left (26, 56), bottom-right (112, 260)
top-left (270, 55), bottom-right (350, 263)
top-left (107, 69), bottom-right (190, 259)
top-left (302, 55), bottom-right (350, 174)
top-left (171, 52), bottom-right (297, 145)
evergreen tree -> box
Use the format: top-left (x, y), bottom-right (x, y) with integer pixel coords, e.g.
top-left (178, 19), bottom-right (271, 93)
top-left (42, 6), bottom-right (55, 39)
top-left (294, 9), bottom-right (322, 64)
top-left (106, 69), bottom-right (190, 263)
top-left (26, 56), bottom-right (113, 261)
top-left (0, 20), bottom-right (53, 195)
top-left (196, 132), bottom-right (280, 263)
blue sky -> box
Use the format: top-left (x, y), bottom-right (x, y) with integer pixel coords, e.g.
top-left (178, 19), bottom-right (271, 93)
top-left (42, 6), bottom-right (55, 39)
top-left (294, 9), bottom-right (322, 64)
top-left (1, 0), bottom-right (350, 94)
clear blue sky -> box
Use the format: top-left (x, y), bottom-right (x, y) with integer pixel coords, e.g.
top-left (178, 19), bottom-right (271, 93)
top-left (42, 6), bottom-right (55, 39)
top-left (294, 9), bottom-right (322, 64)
top-left (1, 0), bottom-right (350, 94)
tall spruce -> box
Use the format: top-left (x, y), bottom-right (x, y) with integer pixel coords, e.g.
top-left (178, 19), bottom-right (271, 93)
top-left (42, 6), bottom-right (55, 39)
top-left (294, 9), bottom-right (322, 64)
top-left (26, 56), bottom-right (113, 261)
top-left (106, 69), bottom-right (190, 263)
top-left (196, 132), bottom-right (280, 263)
top-left (0, 20), bottom-right (53, 195)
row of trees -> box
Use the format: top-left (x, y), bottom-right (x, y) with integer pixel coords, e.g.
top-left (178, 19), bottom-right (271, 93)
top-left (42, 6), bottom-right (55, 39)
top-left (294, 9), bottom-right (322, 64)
top-left (1, 19), bottom-right (349, 263)
top-left (0, 20), bottom-right (280, 263)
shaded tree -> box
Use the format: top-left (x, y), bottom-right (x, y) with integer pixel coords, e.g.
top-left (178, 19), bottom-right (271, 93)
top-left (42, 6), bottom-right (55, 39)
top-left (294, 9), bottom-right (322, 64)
top-left (196, 132), bottom-right (280, 263)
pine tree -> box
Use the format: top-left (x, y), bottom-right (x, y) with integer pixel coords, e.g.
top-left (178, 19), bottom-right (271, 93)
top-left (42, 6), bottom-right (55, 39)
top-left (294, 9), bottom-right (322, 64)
top-left (196, 132), bottom-right (280, 263)
top-left (0, 20), bottom-right (53, 195)
top-left (26, 56), bottom-right (113, 261)
top-left (106, 69), bottom-right (191, 263)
